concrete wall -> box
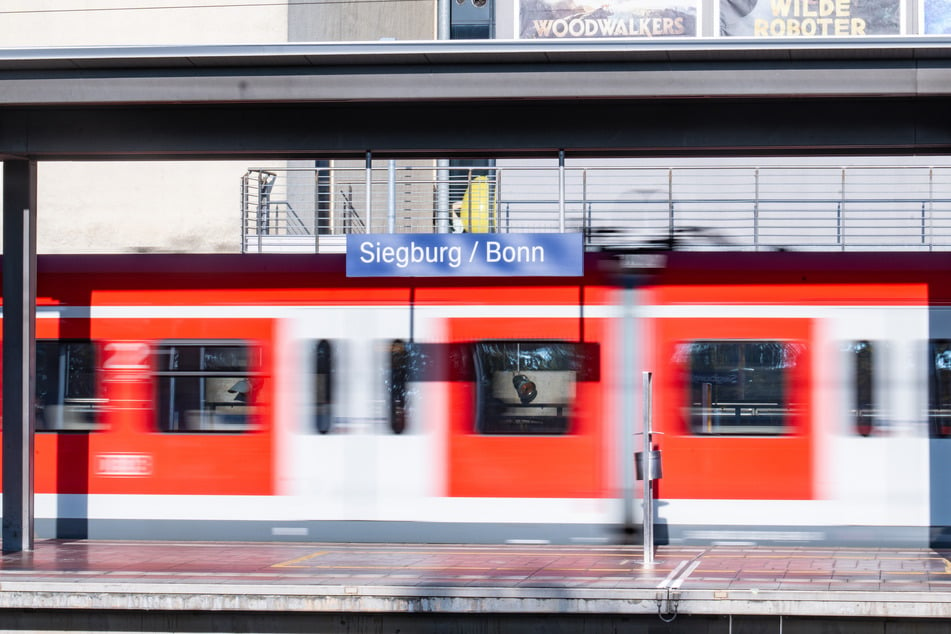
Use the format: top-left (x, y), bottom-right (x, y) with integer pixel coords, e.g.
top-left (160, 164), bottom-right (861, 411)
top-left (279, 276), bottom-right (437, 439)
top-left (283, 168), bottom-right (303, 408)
top-left (35, 161), bottom-right (263, 254)
top-left (0, 1), bottom-right (292, 253)
top-left (0, 0), bottom-right (287, 46)
top-left (0, 0), bottom-right (430, 254)
top-left (289, 0), bottom-right (435, 41)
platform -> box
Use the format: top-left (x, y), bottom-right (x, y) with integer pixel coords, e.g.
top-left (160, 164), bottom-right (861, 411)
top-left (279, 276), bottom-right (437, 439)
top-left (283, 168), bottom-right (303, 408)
top-left (2, 540), bottom-right (951, 625)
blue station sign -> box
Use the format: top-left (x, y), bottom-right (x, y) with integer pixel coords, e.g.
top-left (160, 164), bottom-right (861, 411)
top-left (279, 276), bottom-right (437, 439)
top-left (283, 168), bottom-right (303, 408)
top-left (346, 233), bottom-right (583, 277)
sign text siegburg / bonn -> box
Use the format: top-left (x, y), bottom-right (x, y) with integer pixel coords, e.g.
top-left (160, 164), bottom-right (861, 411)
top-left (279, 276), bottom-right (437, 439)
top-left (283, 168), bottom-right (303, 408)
top-left (346, 233), bottom-right (583, 277)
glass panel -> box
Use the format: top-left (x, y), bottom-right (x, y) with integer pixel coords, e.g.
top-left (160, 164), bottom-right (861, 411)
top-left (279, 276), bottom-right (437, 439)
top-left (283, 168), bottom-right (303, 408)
top-left (389, 340), bottom-right (410, 434)
top-left (848, 340), bottom-right (876, 436)
top-left (473, 340), bottom-right (583, 435)
top-left (678, 340), bottom-right (802, 436)
top-left (36, 340), bottom-right (103, 432)
top-left (155, 342), bottom-right (261, 433)
top-left (315, 339), bottom-right (333, 434)
top-left (930, 339), bottom-right (951, 437)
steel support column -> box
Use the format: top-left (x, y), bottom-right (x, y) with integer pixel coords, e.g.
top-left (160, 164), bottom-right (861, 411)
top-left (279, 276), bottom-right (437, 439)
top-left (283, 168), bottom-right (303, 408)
top-left (2, 159), bottom-right (37, 553)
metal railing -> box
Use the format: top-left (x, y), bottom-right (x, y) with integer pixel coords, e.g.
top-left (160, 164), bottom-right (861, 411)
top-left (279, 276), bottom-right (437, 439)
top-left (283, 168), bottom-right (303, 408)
top-left (241, 163), bottom-right (951, 253)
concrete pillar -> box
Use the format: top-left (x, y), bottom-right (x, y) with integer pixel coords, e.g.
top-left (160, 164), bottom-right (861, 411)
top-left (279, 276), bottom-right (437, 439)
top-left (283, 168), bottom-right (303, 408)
top-left (2, 159), bottom-right (37, 553)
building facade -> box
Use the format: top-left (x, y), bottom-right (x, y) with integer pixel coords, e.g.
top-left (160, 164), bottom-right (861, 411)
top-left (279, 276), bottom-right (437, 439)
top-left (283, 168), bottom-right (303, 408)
top-left (0, 0), bottom-right (948, 253)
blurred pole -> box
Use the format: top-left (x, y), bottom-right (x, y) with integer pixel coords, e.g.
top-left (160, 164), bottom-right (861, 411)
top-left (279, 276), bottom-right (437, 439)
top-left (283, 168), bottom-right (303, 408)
top-left (642, 371), bottom-right (654, 565)
top-left (2, 159), bottom-right (37, 553)
top-left (620, 284), bottom-right (636, 538)
top-left (610, 253), bottom-right (665, 555)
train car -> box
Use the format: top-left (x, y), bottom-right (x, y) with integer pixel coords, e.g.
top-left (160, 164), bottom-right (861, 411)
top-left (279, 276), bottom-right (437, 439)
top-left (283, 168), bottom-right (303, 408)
top-left (3, 250), bottom-right (951, 546)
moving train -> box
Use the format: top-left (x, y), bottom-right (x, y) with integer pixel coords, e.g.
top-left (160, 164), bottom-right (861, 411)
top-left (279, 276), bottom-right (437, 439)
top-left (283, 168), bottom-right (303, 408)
top-left (6, 249), bottom-right (951, 546)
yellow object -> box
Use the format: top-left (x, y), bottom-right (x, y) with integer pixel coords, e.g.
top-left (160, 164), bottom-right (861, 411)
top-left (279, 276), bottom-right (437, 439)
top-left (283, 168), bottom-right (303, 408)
top-left (456, 175), bottom-right (496, 233)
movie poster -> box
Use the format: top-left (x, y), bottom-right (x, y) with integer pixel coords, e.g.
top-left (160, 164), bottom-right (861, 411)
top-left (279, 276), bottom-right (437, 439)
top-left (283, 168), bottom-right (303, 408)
top-left (719, 0), bottom-right (902, 36)
top-left (519, 0), bottom-right (699, 39)
top-left (923, 0), bottom-right (951, 33)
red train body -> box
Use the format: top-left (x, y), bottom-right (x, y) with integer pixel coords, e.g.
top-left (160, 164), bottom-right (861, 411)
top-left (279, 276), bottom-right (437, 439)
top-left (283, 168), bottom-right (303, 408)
top-left (2, 251), bottom-right (949, 545)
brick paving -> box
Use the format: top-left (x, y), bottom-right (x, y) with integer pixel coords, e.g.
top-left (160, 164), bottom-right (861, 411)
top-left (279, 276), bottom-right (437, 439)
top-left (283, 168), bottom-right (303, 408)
top-left (1, 541), bottom-right (951, 618)
top-left (0, 541), bottom-right (949, 591)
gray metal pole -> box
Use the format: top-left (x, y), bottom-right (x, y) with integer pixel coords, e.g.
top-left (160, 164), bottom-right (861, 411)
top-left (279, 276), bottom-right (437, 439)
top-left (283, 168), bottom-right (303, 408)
top-left (437, 0), bottom-right (450, 39)
top-left (2, 159), bottom-right (37, 553)
top-left (436, 0), bottom-right (451, 234)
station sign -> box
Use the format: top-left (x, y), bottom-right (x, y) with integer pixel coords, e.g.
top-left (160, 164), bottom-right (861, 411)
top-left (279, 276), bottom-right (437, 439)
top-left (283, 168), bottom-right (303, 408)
top-left (346, 233), bottom-right (583, 277)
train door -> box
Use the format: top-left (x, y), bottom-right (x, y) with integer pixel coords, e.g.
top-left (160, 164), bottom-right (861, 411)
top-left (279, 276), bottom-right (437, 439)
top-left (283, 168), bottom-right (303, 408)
top-left (31, 314), bottom-right (276, 539)
top-left (651, 314), bottom-right (815, 540)
top-left (822, 306), bottom-right (929, 545)
top-left (436, 304), bottom-right (612, 543)
top-left (277, 304), bottom-right (440, 540)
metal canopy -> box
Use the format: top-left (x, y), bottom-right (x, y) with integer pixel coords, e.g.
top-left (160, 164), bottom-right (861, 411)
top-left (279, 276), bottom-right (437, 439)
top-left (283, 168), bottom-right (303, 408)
top-left (0, 38), bottom-right (949, 159)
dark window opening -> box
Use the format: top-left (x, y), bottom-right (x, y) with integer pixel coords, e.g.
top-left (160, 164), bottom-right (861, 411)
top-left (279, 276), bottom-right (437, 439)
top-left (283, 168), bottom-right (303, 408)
top-left (36, 340), bottom-right (103, 432)
top-left (678, 340), bottom-right (803, 436)
top-left (848, 340), bottom-right (876, 436)
top-left (387, 340), bottom-right (475, 435)
top-left (315, 339), bottom-right (333, 434)
top-left (473, 340), bottom-right (591, 435)
top-left (155, 342), bottom-right (262, 433)
top-left (450, 0), bottom-right (493, 40)
top-left (929, 339), bottom-right (951, 438)
top-left (389, 340), bottom-right (410, 434)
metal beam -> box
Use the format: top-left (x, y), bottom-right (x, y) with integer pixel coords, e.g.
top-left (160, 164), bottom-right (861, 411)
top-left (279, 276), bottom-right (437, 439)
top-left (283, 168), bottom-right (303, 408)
top-left (1, 40), bottom-right (951, 106)
top-left (1, 97), bottom-right (950, 160)
top-left (2, 159), bottom-right (37, 553)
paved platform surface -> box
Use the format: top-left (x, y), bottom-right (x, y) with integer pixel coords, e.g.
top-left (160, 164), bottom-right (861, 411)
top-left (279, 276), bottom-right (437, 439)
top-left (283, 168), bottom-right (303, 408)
top-left (1, 541), bottom-right (951, 620)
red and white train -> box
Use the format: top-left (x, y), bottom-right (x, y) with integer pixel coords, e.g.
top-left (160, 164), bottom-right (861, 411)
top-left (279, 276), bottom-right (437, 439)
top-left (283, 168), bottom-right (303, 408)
top-left (6, 250), bottom-right (951, 546)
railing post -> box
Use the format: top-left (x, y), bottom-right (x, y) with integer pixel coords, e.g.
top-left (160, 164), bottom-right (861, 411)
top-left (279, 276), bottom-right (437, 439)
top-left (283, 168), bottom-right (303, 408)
top-left (840, 167), bottom-right (846, 250)
top-left (314, 164), bottom-right (321, 253)
top-left (667, 168), bottom-right (674, 240)
top-left (365, 151), bottom-right (373, 233)
top-left (256, 172), bottom-right (264, 254)
top-left (558, 149), bottom-right (566, 233)
top-left (753, 167), bottom-right (760, 251)
top-left (240, 172), bottom-right (249, 254)
top-left (582, 168), bottom-right (589, 243)
top-left (387, 160), bottom-right (397, 234)
top-left (489, 165), bottom-right (508, 233)
top-left (928, 167), bottom-right (934, 251)
top-left (437, 161), bottom-right (450, 233)
top-left (328, 161), bottom-right (337, 239)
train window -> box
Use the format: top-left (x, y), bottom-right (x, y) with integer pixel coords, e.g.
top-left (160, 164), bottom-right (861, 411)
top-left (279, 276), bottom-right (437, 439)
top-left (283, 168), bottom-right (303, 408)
top-left (154, 342), bottom-right (262, 433)
top-left (848, 340), bottom-right (876, 436)
top-left (388, 339), bottom-right (415, 434)
top-left (36, 340), bottom-right (104, 432)
top-left (678, 340), bottom-right (802, 436)
top-left (387, 340), bottom-right (475, 435)
top-left (929, 340), bottom-right (951, 438)
top-left (314, 339), bottom-right (333, 434)
top-left (473, 340), bottom-right (584, 435)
